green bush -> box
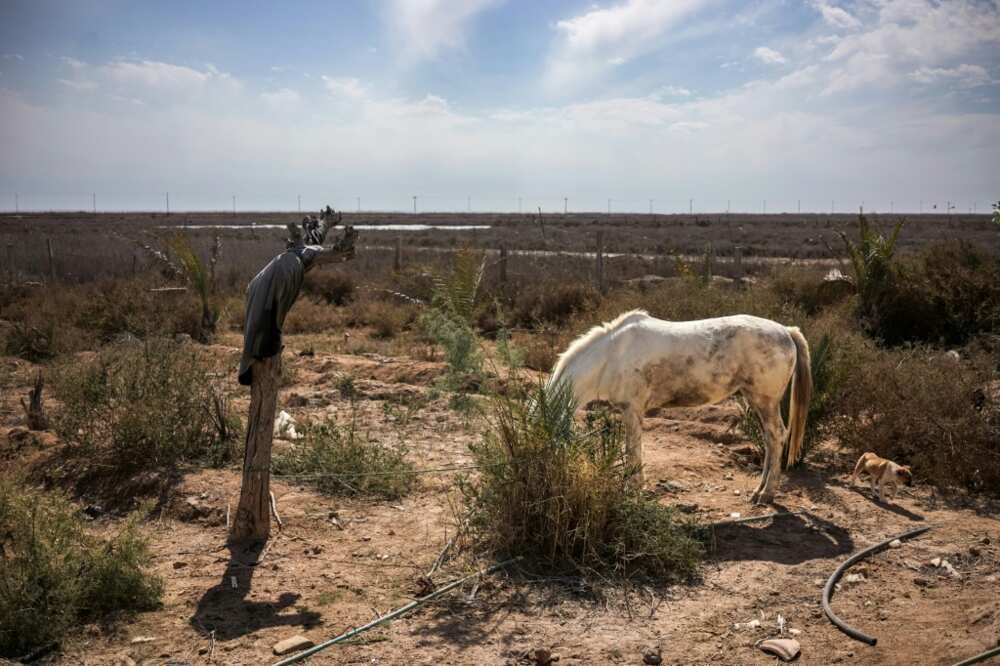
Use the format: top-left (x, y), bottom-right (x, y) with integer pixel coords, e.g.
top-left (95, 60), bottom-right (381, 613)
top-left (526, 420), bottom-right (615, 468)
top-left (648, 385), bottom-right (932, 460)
top-left (0, 477), bottom-right (162, 658)
top-left (463, 382), bottom-right (703, 580)
top-left (273, 416), bottom-right (414, 499)
top-left (420, 250), bottom-right (486, 386)
top-left (52, 340), bottom-right (242, 487)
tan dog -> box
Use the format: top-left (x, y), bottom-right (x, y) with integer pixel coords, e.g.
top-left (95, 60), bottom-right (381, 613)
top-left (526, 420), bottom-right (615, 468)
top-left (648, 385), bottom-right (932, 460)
top-left (851, 452), bottom-right (913, 502)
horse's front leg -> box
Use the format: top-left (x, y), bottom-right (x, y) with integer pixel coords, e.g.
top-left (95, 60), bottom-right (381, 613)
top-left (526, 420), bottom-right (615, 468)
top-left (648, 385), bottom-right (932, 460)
top-left (623, 406), bottom-right (645, 486)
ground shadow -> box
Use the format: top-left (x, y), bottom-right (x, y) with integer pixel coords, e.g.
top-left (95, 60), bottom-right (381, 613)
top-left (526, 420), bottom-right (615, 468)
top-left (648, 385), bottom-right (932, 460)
top-left (190, 539), bottom-right (321, 643)
top-left (710, 505), bottom-right (855, 564)
top-left (823, 474), bottom-right (926, 522)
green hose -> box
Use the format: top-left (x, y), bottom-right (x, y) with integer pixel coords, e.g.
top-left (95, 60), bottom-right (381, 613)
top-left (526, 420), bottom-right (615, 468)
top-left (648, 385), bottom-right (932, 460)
top-left (272, 556), bottom-right (521, 666)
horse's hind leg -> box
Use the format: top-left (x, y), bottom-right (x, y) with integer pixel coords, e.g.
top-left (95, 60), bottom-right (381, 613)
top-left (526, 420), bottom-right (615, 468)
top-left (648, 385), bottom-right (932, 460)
top-left (750, 399), bottom-right (787, 505)
top-left (623, 406), bottom-right (645, 486)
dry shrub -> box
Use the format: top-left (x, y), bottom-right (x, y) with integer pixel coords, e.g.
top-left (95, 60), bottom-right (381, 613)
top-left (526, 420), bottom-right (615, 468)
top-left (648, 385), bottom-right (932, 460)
top-left (304, 270), bottom-right (356, 305)
top-left (832, 347), bottom-right (1000, 493)
top-left (273, 416), bottom-right (414, 499)
top-left (867, 241), bottom-right (1000, 347)
top-left (342, 299), bottom-right (415, 340)
top-left (0, 477), bottom-right (162, 659)
top-left (50, 340), bottom-right (242, 491)
top-left (511, 282), bottom-right (599, 328)
top-left (463, 382), bottom-right (703, 580)
top-left (282, 296), bottom-right (340, 334)
top-left (768, 265), bottom-right (834, 315)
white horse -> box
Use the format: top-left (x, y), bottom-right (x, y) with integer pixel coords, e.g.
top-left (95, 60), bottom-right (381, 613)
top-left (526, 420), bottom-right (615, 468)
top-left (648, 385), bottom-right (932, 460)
top-left (546, 310), bottom-right (812, 504)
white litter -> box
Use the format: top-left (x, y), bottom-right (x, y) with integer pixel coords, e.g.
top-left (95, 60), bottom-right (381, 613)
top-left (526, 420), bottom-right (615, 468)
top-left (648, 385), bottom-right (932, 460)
top-left (274, 410), bottom-right (302, 439)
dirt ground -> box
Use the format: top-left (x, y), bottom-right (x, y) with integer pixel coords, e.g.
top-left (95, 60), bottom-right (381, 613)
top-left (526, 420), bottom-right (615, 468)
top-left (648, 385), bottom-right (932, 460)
top-left (2, 333), bottom-right (998, 666)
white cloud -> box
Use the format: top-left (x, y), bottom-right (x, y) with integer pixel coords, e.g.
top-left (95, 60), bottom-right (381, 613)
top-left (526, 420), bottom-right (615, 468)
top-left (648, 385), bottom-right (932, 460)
top-left (821, 0), bottom-right (1000, 95)
top-left (261, 88), bottom-right (302, 107)
top-left (386, 0), bottom-right (502, 62)
top-left (322, 76), bottom-right (366, 99)
top-left (812, 2), bottom-right (861, 30)
top-left (3, 54), bottom-right (25, 61)
top-left (753, 47), bottom-right (786, 65)
top-left (651, 85), bottom-right (693, 99)
top-left (547, 0), bottom-right (712, 91)
top-left (57, 78), bottom-right (98, 91)
top-left (909, 64), bottom-right (993, 88)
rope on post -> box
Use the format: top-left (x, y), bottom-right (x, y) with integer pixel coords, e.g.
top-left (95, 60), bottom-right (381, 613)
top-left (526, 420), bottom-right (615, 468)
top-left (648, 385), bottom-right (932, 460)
top-left (272, 556), bottom-right (522, 666)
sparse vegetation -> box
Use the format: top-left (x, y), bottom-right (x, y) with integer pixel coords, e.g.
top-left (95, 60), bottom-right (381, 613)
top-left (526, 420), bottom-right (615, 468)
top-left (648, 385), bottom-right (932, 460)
top-left (273, 415), bottom-right (414, 499)
top-left (50, 340), bottom-right (242, 490)
top-left (463, 381), bottom-right (703, 580)
top-left (0, 477), bottom-right (162, 659)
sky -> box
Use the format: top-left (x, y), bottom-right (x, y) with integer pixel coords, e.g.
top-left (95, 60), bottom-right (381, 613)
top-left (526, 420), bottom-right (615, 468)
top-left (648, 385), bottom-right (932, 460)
top-left (0, 0), bottom-right (998, 213)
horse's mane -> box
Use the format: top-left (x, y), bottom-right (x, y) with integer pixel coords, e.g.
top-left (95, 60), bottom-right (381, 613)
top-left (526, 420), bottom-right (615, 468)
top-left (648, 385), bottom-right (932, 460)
top-left (549, 309), bottom-right (650, 382)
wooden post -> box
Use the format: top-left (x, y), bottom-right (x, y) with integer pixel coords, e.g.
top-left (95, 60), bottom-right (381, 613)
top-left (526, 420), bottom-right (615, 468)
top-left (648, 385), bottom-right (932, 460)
top-left (394, 236), bottom-right (402, 272)
top-left (734, 245), bottom-right (743, 277)
top-left (499, 244), bottom-right (508, 284)
top-left (596, 231), bottom-right (606, 294)
top-left (703, 242), bottom-right (713, 282)
top-left (46, 238), bottom-right (56, 283)
top-left (230, 353), bottom-right (281, 543)
top-left (131, 254), bottom-right (137, 277)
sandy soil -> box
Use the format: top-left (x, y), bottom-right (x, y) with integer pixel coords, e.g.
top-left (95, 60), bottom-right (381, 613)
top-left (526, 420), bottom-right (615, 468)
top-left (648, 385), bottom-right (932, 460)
top-left (2, 337), bottom-right (998, 666)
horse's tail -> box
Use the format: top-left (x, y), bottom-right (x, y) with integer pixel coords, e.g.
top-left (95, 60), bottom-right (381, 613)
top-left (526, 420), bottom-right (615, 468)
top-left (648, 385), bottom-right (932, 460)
top-left (786, 327), bottom-right (812, 465)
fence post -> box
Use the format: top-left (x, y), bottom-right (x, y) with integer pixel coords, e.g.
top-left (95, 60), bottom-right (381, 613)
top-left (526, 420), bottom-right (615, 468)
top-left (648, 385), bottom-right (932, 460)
top-left (394, 236), bottom-right (402, 272)
top-left (596, 231), bottom-right (606, 294)
top-left (703, 242), bottom-right (713, 282)
top-left (499, 244), bottom-right (508, 284)
top-left (46, 238), bottom-right (56, 282)
top-left (131, 254), bottom-right (137, 277)
top-left (734, 245), bottom-right (743, 277)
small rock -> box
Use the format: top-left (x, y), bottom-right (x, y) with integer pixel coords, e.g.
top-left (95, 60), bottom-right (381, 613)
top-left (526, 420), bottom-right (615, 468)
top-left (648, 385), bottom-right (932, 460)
top-left (729, 512), bottom-right (742, 519)
top-left (788, 628), bottom-right (802, 636)
top-left (642, 646), bottom-right (662, 665)
top-left (273, 635), bottom-right (314, 656)
top-left (939, 560), bottom-right (960, 578)
top-left (969, 546), bottom-right (981, 558)
top-left (844, 573), bottom-right (866, 584)
top-left (130, 636), bottom-right (156, 644)
top-left (981, 536), bottom-right (991, 545)
top-left (888, 539), bottom-right (902, 549)
top-left (533, 647), bottom-right (559, 665)
top-left (759, 638), bottom-right (801, 662)
top-left (198, 647), bottom-right (208, 655)
top-left (734, 619), bottom-right (761, 630)
top-left (930, 557), bottom-right (942, 568)
top-left (172, 561), bottom-right (187, 569)
top-left (913, 577), bottom-right (933, 588)
top-left (733, 490), bottom-right (741, 496)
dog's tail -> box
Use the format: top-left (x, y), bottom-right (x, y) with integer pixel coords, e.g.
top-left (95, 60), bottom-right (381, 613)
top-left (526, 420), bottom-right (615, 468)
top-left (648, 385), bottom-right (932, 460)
top-left (786, 327), bottom-right (813, 466)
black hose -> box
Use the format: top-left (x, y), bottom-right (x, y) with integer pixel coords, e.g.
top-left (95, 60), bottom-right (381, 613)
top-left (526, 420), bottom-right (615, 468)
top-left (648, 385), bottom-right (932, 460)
top-left (822, 525), bottom-right (932, 646)
top-left (952, 645), bottom-right (1000, 666)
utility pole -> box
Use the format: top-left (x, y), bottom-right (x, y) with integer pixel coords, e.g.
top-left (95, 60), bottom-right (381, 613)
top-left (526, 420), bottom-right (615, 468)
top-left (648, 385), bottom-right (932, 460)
top-left (797, 199), bottom-right (801, 214)
top-left (166, 192), bottom-right (170, 215)
top-left (689, 198), bottom-right (693, 215)
top-left (607, 198), bottom-right (611, 214)
top-left (831, 200), bottom-right (834, 214)
top-left (92, 193), bottom-right (96, 214)
top-left (298, 195), bottom-right (301, 213)
top-left (649, 199), bottom-right (653, 214)
top-left (763, 199), bottom-right (767, 214)
top-left (518, 197), bottom-right (522, 214)
top-left (232, 195), bottom-right (236, 215)
top-left (727, 199), bottom-right (730, 214)
top-left (357, 196), bottom-right (361, 213)
top-left (564, 197), bottom-right (568, 214)
top-left (467, 195), bottom-right (471, 213)
top-left (14, 192), bottom-right (18, 213)
top-left (412, 195), bottom-right (417, 214)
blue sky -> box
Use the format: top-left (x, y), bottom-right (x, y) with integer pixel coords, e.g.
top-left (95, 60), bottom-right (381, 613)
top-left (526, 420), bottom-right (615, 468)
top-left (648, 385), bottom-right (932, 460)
top-left (0, 0), bottom-right (998, 213)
